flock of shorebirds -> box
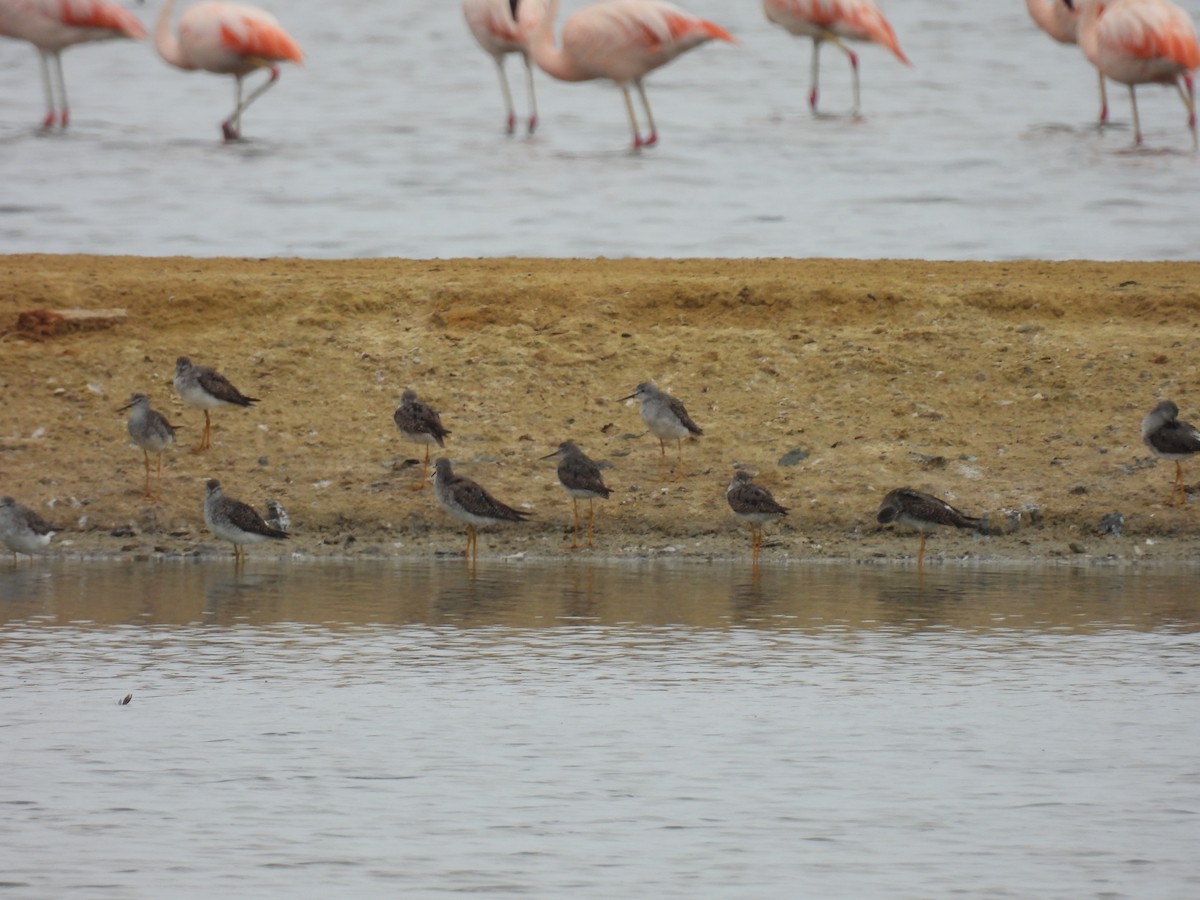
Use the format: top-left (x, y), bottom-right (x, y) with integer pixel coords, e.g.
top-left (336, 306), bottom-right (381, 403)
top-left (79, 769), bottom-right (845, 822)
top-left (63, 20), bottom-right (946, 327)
top-left (3, 356), bottom-right (1200, 570)
top-left (2, 0), bottom-right (1198, 148)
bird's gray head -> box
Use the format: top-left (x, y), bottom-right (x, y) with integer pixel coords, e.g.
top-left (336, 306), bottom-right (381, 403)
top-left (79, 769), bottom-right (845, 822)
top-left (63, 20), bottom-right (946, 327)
top-left (1152, 399), bottom-right (1180, 420)
top-left (620, 381), bottom-right (658, 402)
top-left (876, 493), bottom-right (901, 525)
top-left (541, 440), bottom-right (579, 460)
top-left (0, 497), bottom-right (14, 508)
top-left (731, 469), bottom-right (754, 484)
top-left (401, 389), bottom-right (419, 403)
top-left (205, 479), bottom-right (222, 495)
top-left (175, 357), bottom-right (192, 372)
top-left (118, 392), bottom-right (150, 412)
top-left (433, 457), bottom-right (453, 478)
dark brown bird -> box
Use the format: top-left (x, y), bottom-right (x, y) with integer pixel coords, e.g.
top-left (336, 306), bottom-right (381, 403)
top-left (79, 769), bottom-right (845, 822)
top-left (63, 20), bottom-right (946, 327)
top-left (1141, 400), bottom-right (1200, 506)
top-left (876, 487), bottom-right (981, 570)
top-left (431, 457), bottom-right (530, 564)
top-left (173, 356), bottom-right (258, 453)
top-left (393, 389), bottom-right (450, 488)
top-left (726, 469), bottom-right (789, 565)
top-left (542, 440), bottom-right (612, 548)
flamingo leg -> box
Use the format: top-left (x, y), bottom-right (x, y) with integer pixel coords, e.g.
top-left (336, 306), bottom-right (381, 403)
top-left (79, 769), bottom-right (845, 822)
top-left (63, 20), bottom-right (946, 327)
top-left (224, 65), bottom-right (280, 141)
top-left (522, 54), bottom-right (538, 134)
top-left (52, 52), bottom-right (68, 128)
top-left (37, 52), bottom-right (57, 128)
top-left (809, 38), bottom-right (822, 111)
top-left (1129, 85), bottom-right (1143, 147)
top-left (620, 84), bottom-right (645, 150)
top-left (635, 80), bottom-right (657, 147)
top-left (1176, 73), bottom-right (1196, 150)
top-left (493, 55), bottom-right (516, 135)
top-left (826, 36), bottom-right (860, 116)
top-left (1098, 71), bottom-right (1109, 125)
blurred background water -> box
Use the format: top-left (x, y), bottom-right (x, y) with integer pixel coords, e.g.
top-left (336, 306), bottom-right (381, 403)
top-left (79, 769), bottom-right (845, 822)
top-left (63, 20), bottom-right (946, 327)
top-left (1, 0), bottom-right (1197, 260)
top-left (2, 560), bottom-right (1199, 897)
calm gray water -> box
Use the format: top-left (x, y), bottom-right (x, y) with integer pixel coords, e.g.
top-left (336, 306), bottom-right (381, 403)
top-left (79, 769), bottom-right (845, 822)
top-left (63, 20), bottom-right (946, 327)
top-left (1, 1), bottom-right (1198, 260)
top-left (1, 560), bottom-right (1198, 898)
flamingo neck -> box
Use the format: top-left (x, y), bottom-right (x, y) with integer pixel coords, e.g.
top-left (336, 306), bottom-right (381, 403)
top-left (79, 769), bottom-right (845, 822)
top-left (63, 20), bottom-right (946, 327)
top-left (154, 0), bottom-right (191, 69)
top-left (1073, 0), bottom-right (1102, 65)
top-left (525, 0), bottom-right (594, 83)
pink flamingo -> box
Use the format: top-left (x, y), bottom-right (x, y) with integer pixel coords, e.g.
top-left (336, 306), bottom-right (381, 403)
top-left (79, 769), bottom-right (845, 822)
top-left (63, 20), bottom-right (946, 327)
top-left (0, 0), bottom-right (146, 129)
top-left (762, 0), bottom-right (910, 115)
top-left (154, 0), bottom-right (303, 141)
top-left (1026, 0), bottom-right (1110, 122)
top-left (519, 0), bottom-right (734, 150)
top-left (1074, 0), bottom-right (1200, 148)
top-left (463, 0), bottom-right (547, 135)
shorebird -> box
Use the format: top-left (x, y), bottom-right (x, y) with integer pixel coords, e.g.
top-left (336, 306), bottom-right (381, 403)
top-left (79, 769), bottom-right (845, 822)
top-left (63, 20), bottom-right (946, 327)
top-left (393, 389), bottom-right (450, 488)
top-left (541, 440), bottom-right (612, 548)
top-left (118, 393), bottom-right (181, 501)
top-left (431, 457), bottom-right (530, 564)
top-left (726, 470), bottom-right (789, 565)
top-left (1141, 399), bottom-right (1200, 505)
top-left (203, 479), bottom-right (289, 564)
top-left (0, 496), bottom-right (56, 564)
top-left (173, 357), bottom-right (259, 453)
top-left (876, 488), bottom-right (982, 570)
top-left (620, 381), bottom-right (703, 477)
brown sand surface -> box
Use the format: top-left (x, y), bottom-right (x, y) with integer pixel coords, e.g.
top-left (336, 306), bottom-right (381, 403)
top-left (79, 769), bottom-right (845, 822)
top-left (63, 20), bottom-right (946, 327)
top-left (3, 254), bottom-right (1200, 566)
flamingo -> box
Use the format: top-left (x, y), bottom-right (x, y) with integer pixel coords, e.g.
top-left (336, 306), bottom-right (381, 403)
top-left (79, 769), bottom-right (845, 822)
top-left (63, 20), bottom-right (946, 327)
top-left (1026, 0), bottom-right (1110, 123)
top-left (762, 0), bottom-right (910, 116)
top-left (463, 0), bottom-right (547, 135)
top-left (154, 0), bottom-right (303, 141)
top-left (519, 0), bottom-right (734, 150)
top-left (1073, 0), bottom-right (1200, 148)
top-left (0, 0), bottom-right (146, 129)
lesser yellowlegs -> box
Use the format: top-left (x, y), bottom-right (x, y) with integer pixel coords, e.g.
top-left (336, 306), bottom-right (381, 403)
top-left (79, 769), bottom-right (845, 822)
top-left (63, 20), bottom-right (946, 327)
top-left (118, 392), bottom-right (181, 501)
top-left (1141, 400), bottom-right (1200, 506)
top-left (393, 389), bottom-right (450, 489)
top-left (431, 457), bottom-right (530, 564)
top-left (876, 487), bottom-right (981, 570)
top-left (203, 479), bottom-right (289, 564)
top-left (174, 357), bottom-right (258, 453)
top-left (725, 469), bottom-right (789, 565)
top-left (620, 381), bottom-right (702, 477)
top-left (541, 440), bottom-right (611, 548)
top-left (0, 497), bottom-right (56, 563)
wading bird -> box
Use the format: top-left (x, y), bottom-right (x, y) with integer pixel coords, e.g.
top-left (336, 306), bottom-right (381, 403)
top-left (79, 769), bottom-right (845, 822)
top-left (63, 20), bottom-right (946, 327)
top-left (620, 381), bottom-right (703, 478)
top-left (0, 496), bottom-right (56, 564)
top-left (876, 487), bottom-right (981, 571)
top-left (173, 357), bottom-right (259, 453)
top-left (119, 392), bottom-right (182, 501)
top-left (432, 457), bottom-right (530, 565)
top-left (0, 0), bottom-right (146, 129)
top-left (1025, 0), bottom-right (1110, 123)
top-left (542, 440), bottom-right (611, 548)
top-left (463, 0), bottom-right (547, 134)
top-left (762, 0), bottom-right (910, 115)
top-left (154, 0), bottom-right (303, 141)
top-left (393, 389), bottom-right (450, 489)
top-left (1073, 0), bottom-right (1200, 148)
top-left (1141, 399), bottom-right (1200, 505)
top-left (203, 479), bottom-right (289, 564)
top-left (726, 469), bottom-right (789, 566)
top-left (520, 0), bottom-right (734, 150)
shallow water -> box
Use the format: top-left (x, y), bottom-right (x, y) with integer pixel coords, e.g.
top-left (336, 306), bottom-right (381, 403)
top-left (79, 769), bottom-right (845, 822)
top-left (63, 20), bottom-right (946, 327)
top-left (0, 1), bottom-right (1197, 260)
top-left (1, 560), bottom-right (1199, 897)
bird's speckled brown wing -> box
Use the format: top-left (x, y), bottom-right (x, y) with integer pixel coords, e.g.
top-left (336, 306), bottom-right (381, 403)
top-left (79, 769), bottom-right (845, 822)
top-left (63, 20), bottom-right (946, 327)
top-left (727, 481), bottom-right (788, 517)
top-left (451, 475), bottom-right (531, 523)
top-left (667, 396), bottom-right (703, 435)
top-left (226, 497), bottom-right (289, 538)
top-left (197, 366), bottom-right (259, 407)
top-left (394, 399), bottom-right (449, 444)
top-left (1147, 418), bottom-right (1200, 456)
